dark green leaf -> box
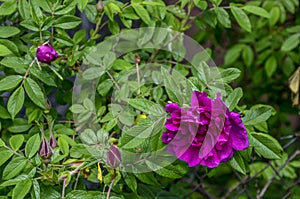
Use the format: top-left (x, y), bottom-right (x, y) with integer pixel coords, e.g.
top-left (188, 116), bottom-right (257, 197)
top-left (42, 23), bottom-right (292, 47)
top-left (7, 86), bottom-right (25, 120)
top-left (225, 87), bottom-right (243, 111)
top-left (265, 56), bottom-right (277, 77)
top-left (229, 151), bottom-right (246, 175)
top-left (24, 78), bottom-right (46, 109)
top-left (215, 7), bottom-right (231, 28)
top-left (281, 34), bottom-right (300, 52)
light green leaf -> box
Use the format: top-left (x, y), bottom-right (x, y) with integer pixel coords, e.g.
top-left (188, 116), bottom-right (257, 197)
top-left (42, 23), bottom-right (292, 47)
top-left (24, 78), bottom-right (46, 109)
top-left (0, 57), bottom-right (27, 74)
top-left (77, 0), bottom-right (88, 12)
top-left (20, 20), bottom-right (39, 31)
top-left (12, 179), bottom-right (32, 199)
top-left (0, 0), bottom-right (17, 16)
top-left (32, 180), bottom-right (40, 199)
top-left (80, 129), bottom-right (97, 145)
top-left (231, 7), bottom-right (252, 32)
top-left (224, 44), bottom-right (244, 65)
top-left (0, 26), bottom-right (20, 38)
top-left (250, 132), bottom-right (283, 159)
top-left (54, 15), bottom-right (82, 29)
top-left (0, 44), bottom-right (12, 56)
top-left (225, 87), bottom-right (243, 111)
top-left (18, 0), bottom-right (31, 19)
top-left (82, 67), bottom-right (105, 80)
top-left (58, 137), bottom-right (69, 155)
top-left (122, 172), bottom-right (137, 192)
top-left (3, 157), bottom-right (27, 180)
top-left (0, 75), bottom-right (23, 91)
top-left (7, 86), bottom-right (25, 120)
top-left (229, 151), bottom-right (246, 175)
top-left (265, 56), bottom-right (277, 77)
top-left (281, 34), bottom-right (300, 52)
top-left (9, 135), bottom-right (24, 151)
top-left (243, 106), bottom-right (273, 126)
top-left (215, 7), bottom-right (231, 28)
top-left (128, 99), bottom-right (164, 116)
top-left (220, 68), bottom-right (241, 83)
top-left (25, 134), bottom-right (40, 158)
top-left (0, 138), bottom-right (5, 147)
top-left (132, 4), bottom-right (151, 25)
top-left (69, 104), bottom-right (85, 114)
top-left (242, 5), bottom-right (270, 18)
top-left (0, 149), bottom-right (13, 166)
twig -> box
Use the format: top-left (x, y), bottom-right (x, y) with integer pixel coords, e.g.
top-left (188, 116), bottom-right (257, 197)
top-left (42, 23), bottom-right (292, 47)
top-left (257, 150), bottom-right (300, 199)
top-left (106, 178), bottom-right (115, 199)
top-left (106, 71), bottom-right (120, 90)
top-left (62, 177), bottom-right (67, 199)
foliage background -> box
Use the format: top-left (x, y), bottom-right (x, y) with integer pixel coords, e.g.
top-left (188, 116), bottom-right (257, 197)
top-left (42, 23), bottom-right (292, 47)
top-left (0, 0), bottom-right (299, 198)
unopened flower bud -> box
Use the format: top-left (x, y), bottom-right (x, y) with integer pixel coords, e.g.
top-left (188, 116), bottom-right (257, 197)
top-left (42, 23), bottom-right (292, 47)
top-left (36, 44), bottom-right (58, 63)
top-left (49, 134), bottom-right (58, 148)
top-left (107, 145), bottom-right (121, 168)
top-left (96, 1), bottom-right (104, 12)
top-left (39, 137), bottom-right (52, 159)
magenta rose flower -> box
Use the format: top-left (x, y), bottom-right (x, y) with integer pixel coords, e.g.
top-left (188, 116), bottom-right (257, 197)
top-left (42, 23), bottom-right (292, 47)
top-left (162, 91), bottom-right (249, 168)
top-left (36, 44), bottom-right (58, 63)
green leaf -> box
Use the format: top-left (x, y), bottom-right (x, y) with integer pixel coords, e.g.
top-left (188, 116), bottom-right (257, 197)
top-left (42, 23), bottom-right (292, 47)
top-left (134, 172), bottom-right (160, 186)
top-left (0, 57), bottom-right (27, 74)
top-left (132, 4), bottom-right (151, 25)
top-left (3, 157), bottom-right (27, 180)
top-left (0, 75), bottom-right (23, 91)
top-left (269, 7), bottom-right (280, 26)
top-left (250, 132), bottom-right (283, 159)
top-left (54, 15), bottom-right (82, 29)
top-left (0, 39), bottom-right (19, 56)
top-left (97, 79), bottom-right (113, 97)
top-left (25, 134), bottom-right (40, 158)
top-left (18, 0), bottom-right (31, 19)
top-left (69, 104), bottom-right (85, 114)
top-left (24, 78), bottom-right (46, 109)
top-left (12, 179), bottom-right (32, 199)
top-left (0, 175), bottom-right (30, 187)
top-left (9, 135), bottom-right (24, 151)
top-left (122, 172), bottom-right (137, 192)
top-left (20, 20), bottom-right (39, 31)
top-left (7, 86), bottom-right (25, 120)
top-left (225, 87), bottom-right (243, 111)
top-left (8, 118), bottom-right (32, 133)
top-left (0, 149), bottom-right (13, 166)
top-left (80, 129), bottom-right (98, 145)
top-left (224, 44), bottom-right (244, 65)
top-left (231, 7), bottom-right (252, 32)
top-left (242, 5), bottom-right (270, 18)
top-left (77, 0), bottom-right (88, 12)
top-left (0, 26), bottom-right (20, 38)
top-left (0, 0), bottom-right (17, 16)
top-left (58, 137), bottom-right (69, 155)
top-left (220, 68), bottom-right (241, 83)
top-left (242, 45), bottom-right (254, 67)
top-left (0, 44), bottom-right (13, 56)
top-left (281, 34), bottom-right (300, 52)
top-left (265, 56), bottom-right (277, 77)
top-left (229, 151), bottom-right (246, 175)
top-left (282, 0), bottom-right (295, 13)
top-left (128, 99), bottom-right (164, 116)
top-left (215, 7), bottom-right (231, 28)
top-left (0, 105), bottom-right (11, 119)
top-left (82, 67), bottom-right (105, 80)
top-left (243, 106), bottom-right (273, 126)
top-left (32, 180), bottom-right (40, 199)
top-left (112, 59), bottom-right (133, 70)
top-left (104, 3), bottom-right (121, 21)
top-left (0, 138), bottom-right (5, 147)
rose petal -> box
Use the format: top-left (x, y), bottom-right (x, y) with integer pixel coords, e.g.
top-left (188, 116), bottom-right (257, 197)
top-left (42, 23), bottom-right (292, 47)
top-left (229, 112), bottom-right (249, 150)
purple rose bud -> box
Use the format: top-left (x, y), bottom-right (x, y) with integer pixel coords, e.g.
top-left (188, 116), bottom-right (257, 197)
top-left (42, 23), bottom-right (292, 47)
top-left (39, 137), bottom-right (52, 159)
top-left (107, 145), bottom-right (121, 168)
top-left (49, 134), bottom-right (58, 148)
top-left (36, 44), bottom-right (58, 63)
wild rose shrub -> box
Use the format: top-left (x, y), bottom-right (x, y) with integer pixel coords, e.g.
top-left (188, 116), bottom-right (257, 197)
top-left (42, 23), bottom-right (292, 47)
top-left (0, 0), bottom-right (299, 198)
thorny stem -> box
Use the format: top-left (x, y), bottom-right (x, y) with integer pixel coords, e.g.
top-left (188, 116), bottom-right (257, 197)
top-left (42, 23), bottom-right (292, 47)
top-left (23, 58), bottom-right (37, 80)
